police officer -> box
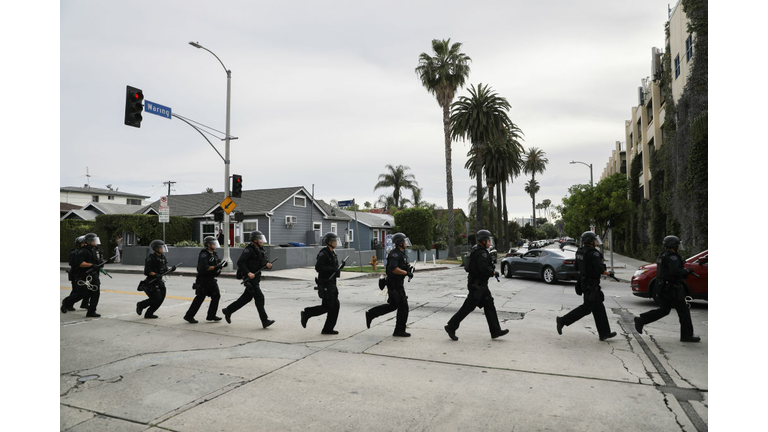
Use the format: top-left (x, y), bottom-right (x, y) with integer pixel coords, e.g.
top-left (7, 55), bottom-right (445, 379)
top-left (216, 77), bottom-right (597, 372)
top-left (556, 231), bottom-right (616, 341)
top-left (62, 236), bottom-right (85, 312)
top-left (365, 232), bottom-right (413, 337)
top-left (183, 236), bottom-right (226, 323)
top-left (634, 236), bottom-right (700, 342)
top-left (61, 233), bottom-right (106, 318)
top-left (301, 233), bottom-right (344, 334)
top-left (136, 240), bottom-right (175, 319)
top-left (444, 230), bottom-right (509, 341)
top-left (223, 230), bottom-right (275, 328)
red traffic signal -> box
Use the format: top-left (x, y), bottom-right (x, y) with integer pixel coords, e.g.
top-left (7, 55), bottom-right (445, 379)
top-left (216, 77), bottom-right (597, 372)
top-left (124, 85), bottom-right (144, 128)
top-left (232, 174), bottom-right (242, 198)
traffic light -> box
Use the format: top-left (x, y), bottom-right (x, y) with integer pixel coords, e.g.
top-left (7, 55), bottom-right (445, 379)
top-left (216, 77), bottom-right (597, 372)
top-left (232, 174), bottom-right (242, 198)
top-left (124, 85), bottom-right (144, 128)
top-left (234, 212), bottom-right (244, 222)
top-left (213, 209), bottom-right (224, 222)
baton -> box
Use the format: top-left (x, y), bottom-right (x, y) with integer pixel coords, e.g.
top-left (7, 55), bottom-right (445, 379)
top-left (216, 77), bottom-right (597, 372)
top-left (241, 258), bottom-right (279, 284)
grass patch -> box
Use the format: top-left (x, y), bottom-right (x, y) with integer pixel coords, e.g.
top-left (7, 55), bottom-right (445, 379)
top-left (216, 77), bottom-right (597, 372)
top-left (340, 265), bottom-right (385, 274)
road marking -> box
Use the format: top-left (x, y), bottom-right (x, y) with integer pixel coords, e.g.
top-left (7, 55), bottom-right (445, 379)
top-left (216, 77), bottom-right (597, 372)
top-left (61, 287), bottom-right (200, 301)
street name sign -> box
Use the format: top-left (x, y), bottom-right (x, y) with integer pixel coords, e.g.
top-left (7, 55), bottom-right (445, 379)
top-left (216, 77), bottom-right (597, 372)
top-left (145, 100), bottom-right (172, 119)
top-left (220, 197), bottom-right (237, 214)
top-left (337, 199), bottom-right (354, 208)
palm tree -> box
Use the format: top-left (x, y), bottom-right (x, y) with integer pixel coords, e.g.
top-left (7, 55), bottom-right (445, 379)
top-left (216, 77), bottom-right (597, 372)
top-left (403, 187), bottom-right (425, 208)
top-left (501, 132), bottom-right (525, 247)
top-left (525, 179), bottom-right (540, 226)
top-left (376, 194), bottom-right (397, 211)
top-left (451, 83), bottom-right (513, 229)
top-left (522, 147), bottom-right (549, 228)
top-left (542, 199), bottom-right (552, 221)
top-left (373, 164), bottom-right (419, 209)
top-left (416, 39), bottom-right (472, 258)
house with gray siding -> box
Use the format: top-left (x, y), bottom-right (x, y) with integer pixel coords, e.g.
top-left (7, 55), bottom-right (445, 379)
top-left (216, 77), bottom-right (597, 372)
top-left (146, 187), bottom-right (352, 246)
top-left (337, 209), bottom-right (395, 252)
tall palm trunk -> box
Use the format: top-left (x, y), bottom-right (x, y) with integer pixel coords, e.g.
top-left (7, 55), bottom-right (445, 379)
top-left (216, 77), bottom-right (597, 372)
top-left (443, 103), bottom-right (456, 258)
top-left (475, 144), bottom-right (484, 229)
top-left (487, 181), bottom-right (495, 233)
top-left (502, 181), bottom-right (509, 248)
top-left (531, 172), bottom-right (537, 228)
top-left (496, 185), bottom-right (507, 250)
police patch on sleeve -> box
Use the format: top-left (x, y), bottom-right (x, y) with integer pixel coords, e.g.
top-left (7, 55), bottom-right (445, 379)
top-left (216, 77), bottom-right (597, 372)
top-left (670, 256), bottom-right (678, 261)
top-left (391, 252), bottom-right (399, 258)
top-left (592, 251), bottom-right (600, 257)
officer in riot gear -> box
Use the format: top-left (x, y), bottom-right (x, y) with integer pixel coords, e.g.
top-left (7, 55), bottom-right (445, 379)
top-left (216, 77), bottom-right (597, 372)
top-left (556, 231), bottom-right (616, 340)
top-left (301, 232), bottom-right (344, 334)
top-left (62, 236), bottom-right (85, 312)
top-left (634, 236), bottom-right (700, 342)
top-left (444, 230), bottom-right (509, 341)
top-left (223, 230), bottom-right (275, 328)
top-left (365, 232), bottom-right (413, 337)
top-left (136, 240), bottom-right (174, 319)
top-left (61, 233), bottom-right (106, 318)
top-left (183, 236), bottom-right (226, 323)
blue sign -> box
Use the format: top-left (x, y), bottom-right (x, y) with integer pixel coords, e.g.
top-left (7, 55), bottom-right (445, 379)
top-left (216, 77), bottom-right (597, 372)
top-left (337, 200), bottom-right (354, 208)
top-left (144, 100), bottom-right (172, 119)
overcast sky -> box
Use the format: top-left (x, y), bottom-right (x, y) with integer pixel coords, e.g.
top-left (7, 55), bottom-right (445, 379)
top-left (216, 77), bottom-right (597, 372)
top-left (58, 0), bottom-right (679, 220)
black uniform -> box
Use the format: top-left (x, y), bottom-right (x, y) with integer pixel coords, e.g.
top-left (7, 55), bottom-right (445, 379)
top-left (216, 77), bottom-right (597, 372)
top-left (636, 250), bottom-right (695, 338)
top-left (446, 244), bottom-right (505, 337)
top-left (559, 245), bottom-right (613, 338)
top-left (137, 252), bottom-right (168, 318)
top-left (302, 247), bottom-right (341, 333)
top-left (366, 247), bottom-right (411, 335)
top-left (61, 245), bottom-right (104, 316)
top-left (184, 248), bottom-right (223, 322)
top-left (223, 243), bottom-right (272, 326)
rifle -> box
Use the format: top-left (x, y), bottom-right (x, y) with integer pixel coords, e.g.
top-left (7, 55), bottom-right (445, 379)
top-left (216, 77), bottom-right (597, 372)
top-left (87, 261), bottom-right (112, 279)
top-left (688, 269), bottom-right (701, 278)
top-left (314, 256), bottom-right (349, 290)
top-left (241, 258), bottom-right (279, 285)
top-left (139, 262), bottom-right (182, 291)
top-left (606, 271), bottom-right (621, 282)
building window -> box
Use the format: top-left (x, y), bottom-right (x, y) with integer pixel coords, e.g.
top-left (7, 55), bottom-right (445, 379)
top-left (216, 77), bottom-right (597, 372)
top-left (108, 195), bottom-right (115, 201)
top-left (127, 199), bottom-right (141, 205)
top-left (92, 195), bottom-right (99, 202)
top-left (685, 35), bottom-right (693, 62)
top-left (331, 223), bottom-right (337, 234)
top-left (294, 196), bottom-right (306, 207)
top-left (243, 220), bottom-right (258, 235)
top-left (674, 55), bottom-right (680, 79)
top-left (347, 229), bottom-right (354, 242)
top-left (201, 222), bottom-right (216, 242)
top-left (313, 222), bottom-right (322, 231)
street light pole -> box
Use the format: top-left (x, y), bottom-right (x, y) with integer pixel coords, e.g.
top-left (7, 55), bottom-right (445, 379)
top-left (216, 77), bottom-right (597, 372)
top-left (190, 41), bottom-right (233, 265)
top-left (570, 160), bottom-right (593, 187)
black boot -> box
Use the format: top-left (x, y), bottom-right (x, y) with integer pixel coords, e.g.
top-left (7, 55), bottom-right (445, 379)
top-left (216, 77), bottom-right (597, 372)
top-left (599, 332), bottom-right (617, 341)
top-left (223, 308), bottom-right (232, 324)
top-left (365, 311), bottom-right (373, 329)
top-left (300, 311), bottom-right (308, 328)
top-left (556, 316), bottom-right (564, 335)
top-left (680, 335), bottom-right (701, 342)
top-left (634, 317), bottom-right (644, 334)
top-left (184, 316), bottom-right (198, 324)
top-left (444, 325), bottom-right (458, 341)
top-left (491, 329), bottom-right (509, 339)
top-left (262, 319), bottom-right (275, 328)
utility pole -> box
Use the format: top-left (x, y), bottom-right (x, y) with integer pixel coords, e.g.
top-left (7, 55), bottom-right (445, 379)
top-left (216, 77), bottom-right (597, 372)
top-left (163, 181), bottom-right (176, 196)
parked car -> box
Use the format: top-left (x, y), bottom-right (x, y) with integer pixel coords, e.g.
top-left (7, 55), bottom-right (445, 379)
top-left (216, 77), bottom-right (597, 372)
top-left (559, 239), bottom-right (577, 250)
top-left (630, 250), bottom-right (708, 303)
top-left (500, 249), bottom-right (579, 284)
top-left (503, 247), bottom-right (528, 258)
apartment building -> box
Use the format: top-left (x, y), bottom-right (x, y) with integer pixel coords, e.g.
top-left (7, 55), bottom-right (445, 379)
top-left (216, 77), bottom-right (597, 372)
top-left (620, 1), bottom-right (693, 200)
top-left (600, 141), bottom-right (626, 181)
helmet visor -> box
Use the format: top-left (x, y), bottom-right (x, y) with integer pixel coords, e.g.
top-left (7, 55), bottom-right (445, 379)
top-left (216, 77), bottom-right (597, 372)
top-left (253, 234), bottom-right (267, 244)
top-left (404, 237), bottom-right (412, 248)
top-left (158, 244), bottom-right (169, 253)
top-left (211, 240), bottom-right (221, 249)
top-left (91, 236), bottom-right (101, 246)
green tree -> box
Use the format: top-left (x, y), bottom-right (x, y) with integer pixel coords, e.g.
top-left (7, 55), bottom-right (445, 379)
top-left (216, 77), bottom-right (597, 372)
top-left (522, 147), bottom-right (549, 228)
top-left (394, 207), bottom-right (434, 248)
top-left (559, 173), bottom-right (633, 242)
top-left (416, 38), bottom-right (472, 259)
top-left (373, 164), bottom-right (419, 209)
top-left (451, 83), bottom-right (514, 229)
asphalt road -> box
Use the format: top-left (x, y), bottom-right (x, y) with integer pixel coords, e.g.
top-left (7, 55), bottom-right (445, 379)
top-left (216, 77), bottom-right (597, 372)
top-left (58, 250), bottom-right (708, 431)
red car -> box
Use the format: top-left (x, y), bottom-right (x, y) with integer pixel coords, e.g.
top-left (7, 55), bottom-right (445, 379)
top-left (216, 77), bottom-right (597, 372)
top-left (631, 250), bottom-right (708, 303)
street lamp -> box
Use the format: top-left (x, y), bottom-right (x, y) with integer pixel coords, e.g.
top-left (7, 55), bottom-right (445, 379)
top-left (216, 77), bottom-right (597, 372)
top-left (570, 160), bottom-right (593, 187)
top-left (190, 41), bottom-right (233, 265)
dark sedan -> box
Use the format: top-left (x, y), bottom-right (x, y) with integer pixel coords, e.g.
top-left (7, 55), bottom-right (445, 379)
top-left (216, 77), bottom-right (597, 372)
top-left (500, 249), bottom-right (579, 284)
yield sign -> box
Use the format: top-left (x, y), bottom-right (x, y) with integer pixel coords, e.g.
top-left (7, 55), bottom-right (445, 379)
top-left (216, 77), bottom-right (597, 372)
top-left (220, 197), bottom-right (237, 214)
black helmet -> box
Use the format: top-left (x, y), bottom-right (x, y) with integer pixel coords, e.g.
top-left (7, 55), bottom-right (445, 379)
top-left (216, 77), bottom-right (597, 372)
top-left (581, 231), bottom-right (602, 246)
top-left (663, 235), bottom-right (681, 250)
top-left (203, 236), bottom-right (219, 248)
top-left (392, 233), bottom-right (412, 248)
top-left (249, 230), bottom-right (267, 243)
top-left (74, 235), bottom-right (85, 247)
top-left (476, 230), bottom-right (492, 243)
top-left (84, 232), bottom-right (100, 246)
top-left (149, 239), bottom-right (167, 254)
top-left (322, 232), bottom-right (340, 247)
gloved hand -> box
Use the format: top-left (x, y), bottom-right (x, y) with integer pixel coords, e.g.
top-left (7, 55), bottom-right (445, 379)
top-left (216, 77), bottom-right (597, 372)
top-left (335, 270), bottom-right (341, 278)
top-left (494, 271), bottom-right (500, 278)
top-left (170, 265), bottom-right (177, 273)
top-left (339, 261), bottom-right (346, 270)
